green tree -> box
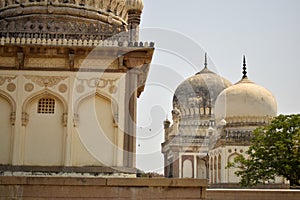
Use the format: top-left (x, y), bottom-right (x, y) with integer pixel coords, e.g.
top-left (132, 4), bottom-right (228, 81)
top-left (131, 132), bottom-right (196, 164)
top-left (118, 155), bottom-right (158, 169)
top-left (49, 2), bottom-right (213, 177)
top-left (229, 114), bottom-right (300, 187)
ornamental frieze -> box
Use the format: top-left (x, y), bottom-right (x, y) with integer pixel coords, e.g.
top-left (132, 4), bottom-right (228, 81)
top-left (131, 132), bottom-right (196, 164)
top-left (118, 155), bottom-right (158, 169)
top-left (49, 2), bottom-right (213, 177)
top-left (24, 75), bottom-right (68, 88)
top-left (76, 78), bottom-right (118, 94)
top-left (0, 75), bottom-right (17, 86)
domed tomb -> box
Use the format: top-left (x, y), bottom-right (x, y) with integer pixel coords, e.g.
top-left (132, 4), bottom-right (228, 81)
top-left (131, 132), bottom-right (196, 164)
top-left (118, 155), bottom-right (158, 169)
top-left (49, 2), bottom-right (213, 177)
top-left (173, 65), bottom-right (232, 118)
top-left (0, 0), bottom-right (136, 41)
top-left (215, 58), bottom-right (277, 123)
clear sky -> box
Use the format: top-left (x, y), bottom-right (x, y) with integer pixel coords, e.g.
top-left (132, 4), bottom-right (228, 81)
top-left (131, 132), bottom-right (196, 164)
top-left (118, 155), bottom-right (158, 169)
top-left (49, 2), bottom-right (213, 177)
top-left (135, 0), bottom-right (300, 173)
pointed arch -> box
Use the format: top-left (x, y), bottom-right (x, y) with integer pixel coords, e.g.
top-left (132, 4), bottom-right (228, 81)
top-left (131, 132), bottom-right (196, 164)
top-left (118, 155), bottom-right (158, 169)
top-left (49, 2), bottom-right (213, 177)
top-left (22, 89), bottom-right (66, 166)
top-left (227, 152), bottom-right (241, 183)
top-left (0, 89), bottom-right (16, 113)
top-left (0, 89), bottom-right (15, 165)
top-left (73, 89), bottom-right (118, 125)
top-left (72, 89), bottom-right (118, 166)
top-left (22, 89), bottom-right (68, 113)
top-left (73, 90), bottom-right (113, 114)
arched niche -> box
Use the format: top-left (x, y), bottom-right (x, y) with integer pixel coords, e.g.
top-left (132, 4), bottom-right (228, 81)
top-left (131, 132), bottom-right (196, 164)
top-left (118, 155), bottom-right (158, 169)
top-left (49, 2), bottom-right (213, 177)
top-left (227, 153), bottom-right (241, 183)
top-left (22, 89), bottom-right (67, 166)
top-left (197, 158), bottom-right (206, 179)
top-left (182, 159), bottom-right (193, 178)
top-left (72, 90), bottom-right (117, 167)
top-left (0, 90), bottom-right (15, 164)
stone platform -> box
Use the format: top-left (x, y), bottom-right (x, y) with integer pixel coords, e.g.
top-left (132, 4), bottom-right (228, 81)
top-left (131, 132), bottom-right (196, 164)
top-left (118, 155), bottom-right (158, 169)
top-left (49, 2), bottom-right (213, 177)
top-left (0, 176), bottom-right (207, 199)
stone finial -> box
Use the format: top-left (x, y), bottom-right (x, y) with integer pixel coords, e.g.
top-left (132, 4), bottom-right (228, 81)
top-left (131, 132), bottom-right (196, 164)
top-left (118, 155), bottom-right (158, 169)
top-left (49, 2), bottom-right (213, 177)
top-left (242, 55), bottom-right (247, 79)
top-left (204, 52), bottom-right (208, 69)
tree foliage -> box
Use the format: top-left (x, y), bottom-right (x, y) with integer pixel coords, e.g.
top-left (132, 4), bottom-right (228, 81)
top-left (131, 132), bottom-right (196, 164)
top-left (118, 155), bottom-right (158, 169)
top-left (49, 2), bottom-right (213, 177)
top-left (229, 114), bottom-right (300, 187)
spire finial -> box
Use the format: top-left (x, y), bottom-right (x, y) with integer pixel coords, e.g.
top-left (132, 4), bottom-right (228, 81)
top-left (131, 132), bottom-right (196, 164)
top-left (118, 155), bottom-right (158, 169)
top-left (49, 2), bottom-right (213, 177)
top-left (204, 53), bottom-right (208, 69)
top-left (242, 55), bottom-right (247, 79)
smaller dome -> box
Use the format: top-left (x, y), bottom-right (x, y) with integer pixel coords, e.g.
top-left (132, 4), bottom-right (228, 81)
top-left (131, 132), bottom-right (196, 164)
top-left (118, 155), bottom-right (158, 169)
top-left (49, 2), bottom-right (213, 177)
top-left (126, 0), bottom-right (144, 11)
top-left (215, 77), bottom-right (277, 122)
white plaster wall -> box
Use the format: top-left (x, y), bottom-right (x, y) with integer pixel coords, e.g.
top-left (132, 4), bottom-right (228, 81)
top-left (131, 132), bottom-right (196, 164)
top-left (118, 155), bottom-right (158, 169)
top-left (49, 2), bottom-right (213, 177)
top-left (0, 70), bottom-right (129, 169)
top-left (24, 97), bottom-right (64, 165)
top-left (74, 94), bottom-right (115, 166)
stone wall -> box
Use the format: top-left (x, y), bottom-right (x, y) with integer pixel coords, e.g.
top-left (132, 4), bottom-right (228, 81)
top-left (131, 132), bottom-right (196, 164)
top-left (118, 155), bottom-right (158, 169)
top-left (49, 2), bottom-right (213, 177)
top-left (0, 176), bottom-right (207, 199)
top-left (207, 189), bottom-right (300, 200)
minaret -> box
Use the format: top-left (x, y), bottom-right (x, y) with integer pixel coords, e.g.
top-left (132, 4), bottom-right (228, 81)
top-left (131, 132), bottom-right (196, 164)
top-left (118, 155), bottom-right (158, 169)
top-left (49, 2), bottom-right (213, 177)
top-left (126, 0), bottom-right (144, 42)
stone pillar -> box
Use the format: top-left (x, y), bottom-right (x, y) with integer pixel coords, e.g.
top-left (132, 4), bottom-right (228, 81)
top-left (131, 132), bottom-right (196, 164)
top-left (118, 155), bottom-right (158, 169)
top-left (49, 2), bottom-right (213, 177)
top-left (123, 69), bottom-right (138, 168)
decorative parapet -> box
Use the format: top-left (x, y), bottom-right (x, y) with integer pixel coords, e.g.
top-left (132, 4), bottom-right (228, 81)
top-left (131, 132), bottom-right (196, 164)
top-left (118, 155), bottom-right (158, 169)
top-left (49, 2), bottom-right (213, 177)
top-left (225, 116), bottom-right (272, 126)
top-left (0, 36), bottom-right (154, 48)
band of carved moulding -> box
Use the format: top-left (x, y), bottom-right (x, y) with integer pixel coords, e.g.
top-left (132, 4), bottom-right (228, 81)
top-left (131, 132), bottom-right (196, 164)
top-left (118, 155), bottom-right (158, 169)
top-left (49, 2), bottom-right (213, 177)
top-left (24, 75), bottom-right (68, 88)
top-left (0, 37), bottom-right (154, 48)
top-left (25, 58), bottom-right (67, 69)
top-left (77, 58), bottom-right (119, 70)
top-left (225, 116), bottom-right (272, 124)
top-left (0, 56), bottom-right (15, 67)
top-left (75, 77), bottom-right (118, 94)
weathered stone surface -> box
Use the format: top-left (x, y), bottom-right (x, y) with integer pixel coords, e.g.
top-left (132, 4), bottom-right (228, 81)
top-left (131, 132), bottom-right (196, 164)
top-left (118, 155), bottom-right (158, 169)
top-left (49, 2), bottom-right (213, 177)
top-left (206, 189), bottom-right (300, 200)
top-left (0, 176), bottom-right (207, 199)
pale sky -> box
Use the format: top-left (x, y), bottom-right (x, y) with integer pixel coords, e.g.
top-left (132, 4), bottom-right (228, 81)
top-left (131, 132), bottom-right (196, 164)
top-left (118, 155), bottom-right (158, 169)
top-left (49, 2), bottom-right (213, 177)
top-left (136, 0), bottom-right (300, 173)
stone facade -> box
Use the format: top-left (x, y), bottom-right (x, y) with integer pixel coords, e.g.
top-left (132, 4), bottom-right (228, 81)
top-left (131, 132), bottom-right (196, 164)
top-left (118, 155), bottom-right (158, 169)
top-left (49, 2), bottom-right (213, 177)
top-left (0, 0), bottom-right (154, 176)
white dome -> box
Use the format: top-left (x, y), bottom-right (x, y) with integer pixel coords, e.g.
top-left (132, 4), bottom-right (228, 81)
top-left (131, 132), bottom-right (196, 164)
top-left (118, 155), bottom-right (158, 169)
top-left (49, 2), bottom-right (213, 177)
top-left (215, 78), bottom-right (277, 122)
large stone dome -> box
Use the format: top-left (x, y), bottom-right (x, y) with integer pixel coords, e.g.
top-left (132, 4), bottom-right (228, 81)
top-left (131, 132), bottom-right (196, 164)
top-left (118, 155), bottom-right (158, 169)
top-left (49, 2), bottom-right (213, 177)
top-left (0, 0), bottom-right (139, 41)
top-left (173, 67), bottom-right (232, 117)
top-left (215, 77), bottom-right (277, 122)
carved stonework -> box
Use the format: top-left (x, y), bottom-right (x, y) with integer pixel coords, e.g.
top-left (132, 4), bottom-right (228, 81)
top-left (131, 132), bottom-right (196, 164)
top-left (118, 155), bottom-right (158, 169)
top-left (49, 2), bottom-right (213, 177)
top-left (59, 84), bottom-right (68, 93)
top-left (10, 112), bottom-right (16, 126)
top-left (21, 112), bottom-right (29, 126)
top-left (24, 75), bottom-right (68, 88)
top-left (0, 56), bottom-right (15, 67)
top-left (6, 83), bottom-right (16, 92)
top-left (109, 85), bottom-right (118, 94)
top-left (0, 0), bottom-right (129, 41)
top-left (73, 113), bottom-right (80, 127)
top-left (62, 113), bottom-right (68, 127)
top-left (76, 78), bottom-right (118, 93)
top-left (24, 83), bottom-right (34, 92)
top-left (76, 84), bottom-right (85, 93)
top-left (0, 75), bottom-right (17, 86)
top-left (25, 58), bottom-right (67, 69)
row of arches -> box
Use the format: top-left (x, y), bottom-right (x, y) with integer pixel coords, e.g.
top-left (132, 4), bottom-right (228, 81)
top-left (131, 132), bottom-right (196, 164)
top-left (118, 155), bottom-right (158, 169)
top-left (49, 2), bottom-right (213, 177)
top-left (180, 106), bottom-right (214, 117)
top-left (209, 153), bottom-right (241, 184)
top-left (0, 88), bottom-right (117, 166)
